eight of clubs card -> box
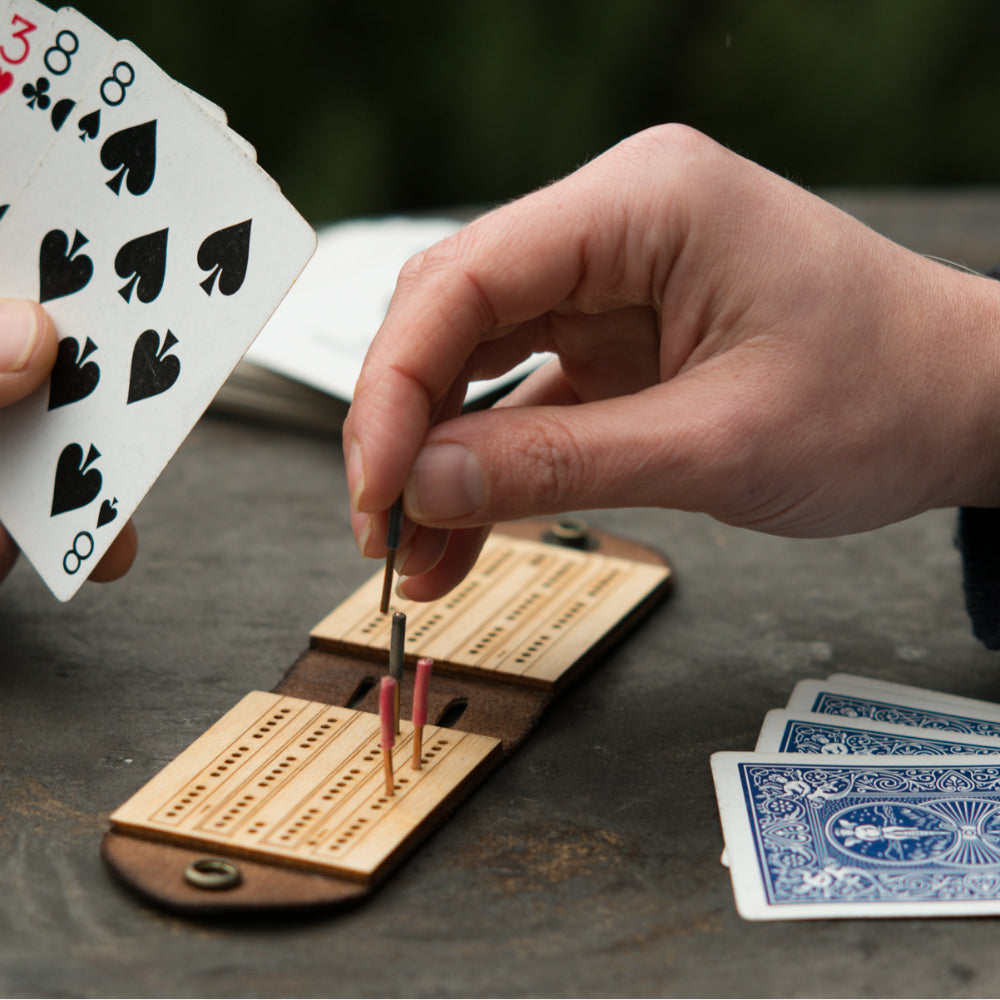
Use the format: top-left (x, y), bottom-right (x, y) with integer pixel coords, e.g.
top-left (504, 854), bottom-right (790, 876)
top-left (0, 40), bottom-right (316, 599)
top-left (0, 7), bottom-right (114, 215)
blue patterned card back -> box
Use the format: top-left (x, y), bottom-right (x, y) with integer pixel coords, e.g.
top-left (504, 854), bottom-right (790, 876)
top-left (713, 753), bottom-right (1000, 918)
top-left (773, 715), bottom-right (1000, 756)
top-left (787, 680), bottom-right (1000, 738)
top-left (809, 693), bottom-right (1000, 736)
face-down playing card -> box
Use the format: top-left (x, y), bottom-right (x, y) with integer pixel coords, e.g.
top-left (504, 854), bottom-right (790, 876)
top-left (756, 709), bottom-right (1000, 756)
top-left (821, 673), bottom-right (1000, 715)
top-left (786, 677), bottom-right (1000, 740)
top-left (713, 752), bottom-right (1000, 920)
top-left (0, 39), bottom-right (316, 599)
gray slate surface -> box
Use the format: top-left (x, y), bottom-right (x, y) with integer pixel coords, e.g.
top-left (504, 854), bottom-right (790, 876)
top-left (3, 190), bottom-right (1000, 997)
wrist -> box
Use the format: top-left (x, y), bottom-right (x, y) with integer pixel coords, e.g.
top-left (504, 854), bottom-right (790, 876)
top-left (920, 262), bottom-right (1000, 510)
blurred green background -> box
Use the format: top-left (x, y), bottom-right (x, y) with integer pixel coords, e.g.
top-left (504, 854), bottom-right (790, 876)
top-left (69, 0), bottom-right (1000, 225)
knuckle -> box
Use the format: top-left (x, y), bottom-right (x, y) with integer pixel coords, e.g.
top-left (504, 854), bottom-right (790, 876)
top-left (395, 233), bottom-right (461, 289)
top-left (619, 122), bottom-right (715, 167)
top-left (394, 247), bottom-right (434, 291)
top-left (394, 232), bottom-right (498, 335)
top-left (513, 416), bottom-right (585, 514)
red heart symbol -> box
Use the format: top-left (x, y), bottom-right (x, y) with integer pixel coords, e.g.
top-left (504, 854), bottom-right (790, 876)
top-left (0, 69), bottom-right (13, 94)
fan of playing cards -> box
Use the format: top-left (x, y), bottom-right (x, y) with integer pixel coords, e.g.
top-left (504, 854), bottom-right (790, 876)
top-left (713, 673), bottom-right (1000, 920)
top-left (0, 2), bottom-right (316, 600)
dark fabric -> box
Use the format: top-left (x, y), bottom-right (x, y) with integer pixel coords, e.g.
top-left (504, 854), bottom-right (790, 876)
top-left (960, 507), bottom-right (1000, 649)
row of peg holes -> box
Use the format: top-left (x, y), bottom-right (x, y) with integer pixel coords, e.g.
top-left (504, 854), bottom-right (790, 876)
top-left (504, 590), bottom-right (542, 623)
top-left (480, 548), bottom-right (514, 577)
top-left (541, 560), bottom-right (574, 589)
top-left (324, 739), bottom-right (450, 852)
top-left (586, 568), bottom-right (621, 597)
top-left (443, 578), bottom-right (480, 610)
top-left (165, 706), bottom-right (337, 821)
top-left (468, 625), bottom-right (506, 657)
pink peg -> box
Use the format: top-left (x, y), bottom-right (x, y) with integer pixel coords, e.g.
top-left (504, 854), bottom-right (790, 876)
top-left (380, 676), bottom-right (396, 795)
top-left (412, 657), bottom-right (433, 770)
top-left (413, 658), bottom-right (433, 728)
top-left (379, 676), bottom-right (396, 749)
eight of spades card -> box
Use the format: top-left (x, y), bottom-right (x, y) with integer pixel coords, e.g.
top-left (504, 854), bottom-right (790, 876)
top-left (0, 39), bottom-right (316, 600)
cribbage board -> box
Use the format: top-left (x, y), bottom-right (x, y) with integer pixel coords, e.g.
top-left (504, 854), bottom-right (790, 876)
top-left (311, 530), bottom-right (671, 690)
top-left (102, 519), bottom-right (672, 915)
top-left (110, 691), bottom-right (500, 881)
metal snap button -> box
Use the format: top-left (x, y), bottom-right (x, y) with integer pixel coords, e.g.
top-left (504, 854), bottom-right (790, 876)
top-left (184, 857), bottom-right (242, 890)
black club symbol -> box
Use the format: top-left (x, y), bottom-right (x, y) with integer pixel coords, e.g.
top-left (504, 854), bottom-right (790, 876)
top-left (23, 77), bottom-right (50, 110)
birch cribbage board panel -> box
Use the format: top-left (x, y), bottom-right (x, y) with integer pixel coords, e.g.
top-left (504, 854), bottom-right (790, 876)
top-left (310, 532), bottom-right (671, 689)
top-left (109, 691), bottom-right (500, 882)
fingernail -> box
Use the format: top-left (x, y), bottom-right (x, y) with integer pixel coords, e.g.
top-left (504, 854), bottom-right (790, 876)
top-left (405, 443), bottom-right (484, 522)
top-left (0, 300), bottom-right (39, 373)
top-left (347, 438), bottom-right (366, 510)
top-left (355, 512), bottom-right (373, 557)
top-left (394, 539), bottom-right (415, 574)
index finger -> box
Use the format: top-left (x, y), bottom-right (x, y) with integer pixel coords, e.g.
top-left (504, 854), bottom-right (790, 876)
top-left (341, 126), bottom-right (689, 517)
top-left (343, 205), bottom-right (581, 516)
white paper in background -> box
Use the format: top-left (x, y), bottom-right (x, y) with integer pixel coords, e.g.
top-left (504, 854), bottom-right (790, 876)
top-left (246, 216), bottom-right (550, 402)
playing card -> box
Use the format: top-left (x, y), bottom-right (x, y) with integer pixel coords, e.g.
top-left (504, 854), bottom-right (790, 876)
top-left (785, 677), bottom-right (1000, 738)
top-left (824, 672), bottom-right (1000, 713)
top-left (756, 709), bottom-right (1000, 755)
top-left (0, 7), bottom-right (113, 216)
top-left (174, 87), bottom-right (257, 163)
top-left (712, 751), bottom-right (1000, 919)
top-left (0, 39), bottom-right (315, 599)
top-left (0, 4), bottom-right (255, 217)
top-left (176, 83), bottom-right (226, 126)
top-left (0, 2), bottom-right (57, 118)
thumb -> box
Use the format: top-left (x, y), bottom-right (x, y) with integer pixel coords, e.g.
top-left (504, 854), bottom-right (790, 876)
top-left (0, 300), bottom-right (58, 409)
top-left (401, 375), bottom-right (746, 527)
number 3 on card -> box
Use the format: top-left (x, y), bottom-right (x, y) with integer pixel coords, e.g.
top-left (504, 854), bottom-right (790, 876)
top-left (1, 14), bottom-right (36, 66)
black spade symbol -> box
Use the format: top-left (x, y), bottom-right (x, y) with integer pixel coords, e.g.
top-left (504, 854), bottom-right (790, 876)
top-left (100, 120), bottom-right (156, 196)
top-left (51, 443), bottom-right (102, 516)
top-left (50, 97), bottom-right (75, 132)
top-left (48, 336), bottom-right (100, 410)
top-left (77, 108), bottom-right (99, 141)
top-left (115, 228), bottom-right (168, 303)
top-left (128, 329), bottom-right (180, 404)
top-left (197, 219), bottom-right (251, 296)
top-left (39, 229), bottom-right (93, 303)
top-left (97, 497), bottom-right (118, 528)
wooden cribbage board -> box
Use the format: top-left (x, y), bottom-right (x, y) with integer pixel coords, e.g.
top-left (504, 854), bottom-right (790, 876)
top-left (311, 530), bottom-right (671, 690)
top-left (110, 691), bottom-right (500, 881)
top-left (102, 519), bottom-right (672, 915)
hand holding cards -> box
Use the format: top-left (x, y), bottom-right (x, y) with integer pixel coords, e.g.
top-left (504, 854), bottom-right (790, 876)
top-left (713, 674), bottom-right (1000, 920)
top-left (0, 3), bottom-right (316, 599)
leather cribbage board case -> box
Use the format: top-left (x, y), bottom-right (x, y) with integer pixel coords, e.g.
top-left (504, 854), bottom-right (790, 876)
top-left (101, 519), bottom-right (673, 915)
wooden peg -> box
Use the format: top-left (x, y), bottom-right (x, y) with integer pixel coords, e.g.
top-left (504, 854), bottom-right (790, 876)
top-left (379, 498), bottom-right (403, 614)
top-left (380, 676), bottom-right (396, 796)
top-left (412, 657), bottom-right (433, 769)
